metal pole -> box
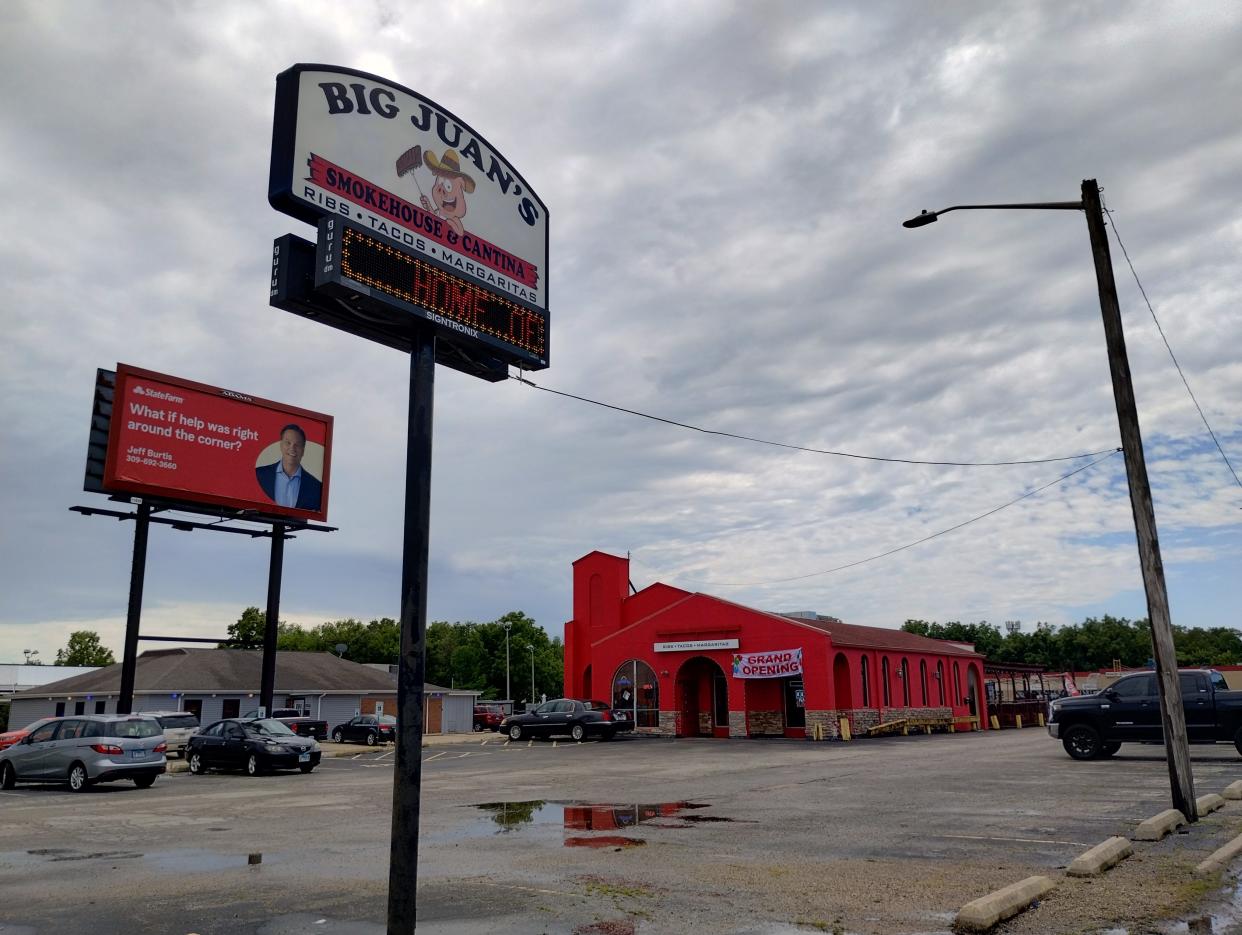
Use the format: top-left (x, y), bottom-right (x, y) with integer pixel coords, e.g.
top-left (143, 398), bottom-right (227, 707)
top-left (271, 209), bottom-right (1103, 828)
top-left (260, 523), bottom-right (285, 716)
top-left (117, 502), bottom-right (151, 715)
top-left (388, 325), bottom-right (436, 933)
top-left (504, 622), bottom-right (511, 702)
top-left (529, 647), bottom-right (535, 702)
top-left (1081, 178), bottom-right (1197, 821)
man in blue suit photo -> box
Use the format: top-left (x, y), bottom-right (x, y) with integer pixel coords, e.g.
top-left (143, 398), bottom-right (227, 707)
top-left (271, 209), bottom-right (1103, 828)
top-left (256, 423), bottom-right (322, 511)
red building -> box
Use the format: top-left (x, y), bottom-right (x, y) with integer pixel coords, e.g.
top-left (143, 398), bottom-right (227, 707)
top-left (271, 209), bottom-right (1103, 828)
top-left (564, 551), bottom-right (990, 739)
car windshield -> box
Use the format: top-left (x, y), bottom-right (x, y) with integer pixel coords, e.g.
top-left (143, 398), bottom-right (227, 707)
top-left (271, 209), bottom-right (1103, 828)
top-left (109, 719), bottom-right (163, 739)
top-left (247, 719), bottom-right (296, 736)
top-left (157, 715), bottom-right (199, 730)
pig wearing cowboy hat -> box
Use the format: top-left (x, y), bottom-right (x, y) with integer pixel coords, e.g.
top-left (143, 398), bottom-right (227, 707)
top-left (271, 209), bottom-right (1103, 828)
top-left (421, 149), bottom-right (475, 237)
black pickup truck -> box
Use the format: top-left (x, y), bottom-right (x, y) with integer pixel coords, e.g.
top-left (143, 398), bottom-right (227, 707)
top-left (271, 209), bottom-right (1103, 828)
top-left (1048, 668), bottom-right (1242, 760)
top-left (242, 708), bottom-right (329, 740)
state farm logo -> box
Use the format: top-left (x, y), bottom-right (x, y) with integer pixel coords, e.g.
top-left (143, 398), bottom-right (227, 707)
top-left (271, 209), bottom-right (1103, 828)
top-left (132, 384), bottom-right (184, 404)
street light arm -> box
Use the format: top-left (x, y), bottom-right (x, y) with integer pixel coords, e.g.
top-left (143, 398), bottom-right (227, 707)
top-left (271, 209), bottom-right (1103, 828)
top-left (903, 201), bottom-right (1083, 228)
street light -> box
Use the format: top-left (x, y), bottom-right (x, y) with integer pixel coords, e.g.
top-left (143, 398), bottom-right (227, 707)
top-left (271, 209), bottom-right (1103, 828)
top-left (903, 179), bottom-right (1197, 822)
top-left (527, 645), bottom-right (536, 704)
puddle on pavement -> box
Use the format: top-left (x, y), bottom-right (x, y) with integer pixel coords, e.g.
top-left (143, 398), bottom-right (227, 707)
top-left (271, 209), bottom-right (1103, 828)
top-left (457, 800), bottom-right (726, 847)
top-left (1157, 875), bottom-right (1242, 934)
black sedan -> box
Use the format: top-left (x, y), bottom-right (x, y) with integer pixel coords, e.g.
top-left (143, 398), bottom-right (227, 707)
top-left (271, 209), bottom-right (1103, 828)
top-left (499, 699), bottom-right (634, 742)
top-left (330, 714), bottom-right (397, 745)
top-left (186, 718), bottom-right (321, 776)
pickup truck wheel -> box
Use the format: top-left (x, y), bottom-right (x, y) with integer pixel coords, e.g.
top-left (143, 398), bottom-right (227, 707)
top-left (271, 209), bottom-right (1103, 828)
top-left (1063, 724), bottom-right (1103, 760)
top-left (1100, 742), bottom-right (1122, 757)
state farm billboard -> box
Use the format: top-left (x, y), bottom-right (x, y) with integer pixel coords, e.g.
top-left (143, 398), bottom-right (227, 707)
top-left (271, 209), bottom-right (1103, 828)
top-left (101, 364), bottom-right (333, 522)
top-left (269, 64), bottom-right (548, 314)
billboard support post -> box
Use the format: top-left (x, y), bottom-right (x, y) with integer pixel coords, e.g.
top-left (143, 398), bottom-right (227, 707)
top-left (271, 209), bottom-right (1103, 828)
top-left (117, 502), bottom-right (152, 715)
top-left (388, 326), bottom-right (436, 933)
top-left (260, 523), bottom-right (286, 716)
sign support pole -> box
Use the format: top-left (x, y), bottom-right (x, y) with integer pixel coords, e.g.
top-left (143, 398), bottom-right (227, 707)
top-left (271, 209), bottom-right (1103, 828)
top-left (260, 522), bottom-right (286, 716)
top-left (388, 326), bottom-right (436, 934)
top-left (117, 501), bottom-right (151, 714)
top-left (1082, 179), bottom-right (1197, 821)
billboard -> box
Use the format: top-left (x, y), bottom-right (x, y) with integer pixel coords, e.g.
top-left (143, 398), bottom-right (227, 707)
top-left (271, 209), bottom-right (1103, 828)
top-left (268, 63), bottom-right (549, 321)
top-left (99, 364), bottom-right (333, 522)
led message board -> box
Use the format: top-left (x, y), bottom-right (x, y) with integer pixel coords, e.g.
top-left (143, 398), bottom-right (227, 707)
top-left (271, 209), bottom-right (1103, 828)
top-left (315, 217), bottom-right (547, 368)
top-left (268, 64), bottom-right (548, 372)
top-left (99, 364), bottom-right (333, 522)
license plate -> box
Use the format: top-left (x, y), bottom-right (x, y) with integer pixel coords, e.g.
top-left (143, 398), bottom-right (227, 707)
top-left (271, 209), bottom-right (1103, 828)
top-left (298, 752), bottom-right (310, 762)
top-left (131, 749), bottom-right (145, 759)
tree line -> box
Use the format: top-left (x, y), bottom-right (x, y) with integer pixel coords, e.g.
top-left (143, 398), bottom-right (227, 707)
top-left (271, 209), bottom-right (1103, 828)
top-left (901, 616), bottom-right (1242, 671)
top-left (220, 607), bottom-right (564, 702)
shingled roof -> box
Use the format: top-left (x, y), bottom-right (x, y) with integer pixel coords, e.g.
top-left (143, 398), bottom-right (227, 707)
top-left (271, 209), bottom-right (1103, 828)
top-left (780, 615), bottom-right (982, 657)
top-left (14, 648), bottom-right (412, 696)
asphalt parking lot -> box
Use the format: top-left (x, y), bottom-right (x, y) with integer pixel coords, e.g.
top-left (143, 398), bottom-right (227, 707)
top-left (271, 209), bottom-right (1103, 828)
top-left (1, 730), bottom-right (1239, 934)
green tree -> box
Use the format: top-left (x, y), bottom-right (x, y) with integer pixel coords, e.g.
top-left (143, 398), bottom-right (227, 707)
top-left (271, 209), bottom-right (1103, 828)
top-left (55, 630), bottom-right (116, 666)
top-left (221, 607), bottom-right (268, 649)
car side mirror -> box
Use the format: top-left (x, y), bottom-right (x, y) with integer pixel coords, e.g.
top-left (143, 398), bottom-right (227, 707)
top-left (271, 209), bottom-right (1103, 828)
top-left (1102, 689), bottom-right (1118, 701)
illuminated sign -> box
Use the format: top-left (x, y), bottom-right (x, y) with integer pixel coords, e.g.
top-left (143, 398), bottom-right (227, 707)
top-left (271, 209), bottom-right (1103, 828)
top-left (99, 364), bottom-right (333, 522)
top-left (269, 64), bottom-right (549, 373)
top-left (268, 63), bottom-right (546, 312)
top-left (315, 217), bottom-right (548, 368)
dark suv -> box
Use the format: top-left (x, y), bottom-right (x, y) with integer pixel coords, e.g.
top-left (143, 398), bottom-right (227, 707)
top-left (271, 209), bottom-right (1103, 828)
top-left (473, 704), bottom-right (505, 732)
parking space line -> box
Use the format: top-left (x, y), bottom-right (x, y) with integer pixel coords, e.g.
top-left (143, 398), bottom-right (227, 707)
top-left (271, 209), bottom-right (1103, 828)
top-left (425, 751), bottom-right (447, 762)
top-left (938, 833), bottom-right (1093, 847)
top-left (472, 880), bottom-right (590, 900)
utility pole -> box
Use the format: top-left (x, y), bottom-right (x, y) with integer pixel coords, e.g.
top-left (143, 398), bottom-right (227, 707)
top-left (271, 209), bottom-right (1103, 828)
top-left (1081, 179), bottom-right (1196, 821)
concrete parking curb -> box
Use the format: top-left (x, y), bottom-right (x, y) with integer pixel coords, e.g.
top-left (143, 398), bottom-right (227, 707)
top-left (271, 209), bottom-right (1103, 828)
top-left (1196, 793), bottom-right (1226, 816)
top-left (1195, 832), bottom-right (1242, 876)
top-left (1066, 836), bottom-right (1132, 877)
top-left (953, 875), bottom-right (1055, 933)
top-left (1134, 808), bottom-right (1186, 841)
top-left (1225, 780), bottom-right (1242, 801)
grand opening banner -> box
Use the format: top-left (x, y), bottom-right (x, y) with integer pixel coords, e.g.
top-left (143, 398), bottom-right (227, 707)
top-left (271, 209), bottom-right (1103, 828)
top-left (732, 649), bottom-right (803, 679)
top-left (100, 364), bottom-right (333, 522)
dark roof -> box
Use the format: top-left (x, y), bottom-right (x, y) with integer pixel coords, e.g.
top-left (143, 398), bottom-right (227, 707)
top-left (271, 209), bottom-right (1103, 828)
top-left (15, 648), bottom-right (405, 696)
top-left (787, 616), bottom-right (982, 657)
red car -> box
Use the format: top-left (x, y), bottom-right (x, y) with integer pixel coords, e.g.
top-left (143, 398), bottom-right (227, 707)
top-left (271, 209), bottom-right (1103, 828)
top-left (0, 718), bottom-right (56, 752)
top-left (473, 704), bottom-right (505, 732)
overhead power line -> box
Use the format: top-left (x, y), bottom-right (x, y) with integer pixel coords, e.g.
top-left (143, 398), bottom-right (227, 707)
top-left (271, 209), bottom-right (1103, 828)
top-left (690, 449), bottom-right (1123, 588)
top-left (1102, 199), bottom-right (1241, 490)
top-left (509, 374), bottom-right (1118, 467)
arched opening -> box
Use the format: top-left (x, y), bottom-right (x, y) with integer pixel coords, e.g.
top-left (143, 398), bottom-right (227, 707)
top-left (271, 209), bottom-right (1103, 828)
top-left (966, 665), bottom-right (982, 721)
top-left (953, 662), bottom-right (963, 709)
top-left (937, 661), bottom-right (945, 705)
top-left (833, 653), bottom-right (852, 709)
top-left (861, 655), bottom-right (871, 706)
top-left (900, 658), bottom-right (911, 706)
top-left (674, 656), bottom-right (729, 738)
top-left (611, 660), bottom-right (659, 727)
top-left (582, 664), bottom-right (592, 699)
top-left (881, 657), bottom-right (891, 707)
top-left (919, 660), bottom-right (929, 706)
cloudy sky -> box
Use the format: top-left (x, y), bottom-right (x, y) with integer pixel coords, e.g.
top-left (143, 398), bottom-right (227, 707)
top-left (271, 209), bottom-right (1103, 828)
top-left (2, 1), bottom-right (1239, 665)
